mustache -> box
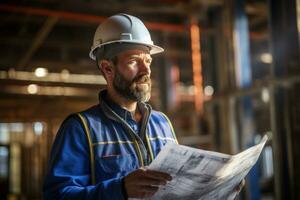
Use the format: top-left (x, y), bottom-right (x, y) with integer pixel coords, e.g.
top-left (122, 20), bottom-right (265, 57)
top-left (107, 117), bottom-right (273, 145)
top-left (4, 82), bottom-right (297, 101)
top-left (133, 74), bottom-right (151, 83)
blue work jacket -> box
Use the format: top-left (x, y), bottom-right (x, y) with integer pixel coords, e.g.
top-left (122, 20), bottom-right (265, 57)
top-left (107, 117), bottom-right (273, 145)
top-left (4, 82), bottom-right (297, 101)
top-left (43, 90), bottom-right (178, 200)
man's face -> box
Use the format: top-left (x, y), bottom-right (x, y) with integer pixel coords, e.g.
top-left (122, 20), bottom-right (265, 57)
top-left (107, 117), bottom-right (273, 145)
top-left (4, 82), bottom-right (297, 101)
top-left (112, 49), bottom-right (152, 102)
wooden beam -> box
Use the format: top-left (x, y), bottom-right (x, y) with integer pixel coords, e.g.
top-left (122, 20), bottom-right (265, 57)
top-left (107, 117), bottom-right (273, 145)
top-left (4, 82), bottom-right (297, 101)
top-left (0, 4), bottom-right (188, 32)
top-left (17, 17), bottom-right (58, 69)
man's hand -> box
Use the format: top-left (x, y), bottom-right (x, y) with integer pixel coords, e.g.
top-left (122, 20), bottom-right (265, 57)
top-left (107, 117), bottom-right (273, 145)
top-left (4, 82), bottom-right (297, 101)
top-left (123, 167), bottom-right (172, 199)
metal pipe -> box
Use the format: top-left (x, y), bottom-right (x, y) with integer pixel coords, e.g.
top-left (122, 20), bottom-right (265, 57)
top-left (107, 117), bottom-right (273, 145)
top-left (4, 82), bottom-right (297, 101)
top-left (190, 17), bottom-right (204, 113)
top-left (0, 4), bottom-right (187, 32)
top-left (0, 70), bottom-right (106, 85)
top-left (0, 4), bottom-right (267, 38)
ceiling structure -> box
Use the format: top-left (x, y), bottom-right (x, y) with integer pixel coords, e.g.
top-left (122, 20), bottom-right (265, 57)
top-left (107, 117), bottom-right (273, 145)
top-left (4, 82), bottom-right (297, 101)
top-left (0, 0), bottom-right (216, 73)
top-left (0, 0), bottom-right (269, 119)
top-left (0, 0), bottom-right (221, 102)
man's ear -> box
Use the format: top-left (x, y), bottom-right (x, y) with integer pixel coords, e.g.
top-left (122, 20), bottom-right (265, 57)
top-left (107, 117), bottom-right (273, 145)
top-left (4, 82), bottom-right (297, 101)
top-left (99, 60), bottom-right (114, 78)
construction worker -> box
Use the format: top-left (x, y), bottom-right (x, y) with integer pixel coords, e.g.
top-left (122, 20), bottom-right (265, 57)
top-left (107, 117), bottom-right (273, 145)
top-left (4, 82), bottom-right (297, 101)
top-left (43, 14), bottom-right (177, 200)
top-left (43, 13), bottom-right (244, 200)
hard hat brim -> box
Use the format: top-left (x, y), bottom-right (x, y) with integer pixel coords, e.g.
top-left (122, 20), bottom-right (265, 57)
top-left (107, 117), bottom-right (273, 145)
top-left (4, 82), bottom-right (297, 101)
top-left (89, 40), bottom-right (164, 61)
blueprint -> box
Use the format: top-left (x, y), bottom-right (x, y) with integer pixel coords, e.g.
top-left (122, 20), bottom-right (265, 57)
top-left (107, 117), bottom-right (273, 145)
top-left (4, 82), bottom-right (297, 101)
top-left (136, 135), bottom-right (268, 200)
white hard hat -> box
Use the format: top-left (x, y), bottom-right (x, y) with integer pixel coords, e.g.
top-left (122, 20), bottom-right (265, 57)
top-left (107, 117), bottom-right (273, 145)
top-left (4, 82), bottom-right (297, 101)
top-left (89, 13), bottom-right (164, 61)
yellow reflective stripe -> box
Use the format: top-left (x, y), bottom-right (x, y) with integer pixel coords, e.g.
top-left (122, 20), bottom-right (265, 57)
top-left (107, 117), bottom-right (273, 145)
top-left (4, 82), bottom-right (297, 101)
top-left (160, 112), bottom-right (179, 144)
top-left (132, 141), bottom-right (144, 166)
top-left (125, 130), bottom-right (144, 166)
top-left (93, 140), bottom-right (134, 146)
top-left (77, 113), bottom-right (96, 185)
top-left (145, 134), bottom-right (154, 162)
top-left (132, 137), bottom-right (144, 166)
top-left (149, 136), bottom-right (177, 142)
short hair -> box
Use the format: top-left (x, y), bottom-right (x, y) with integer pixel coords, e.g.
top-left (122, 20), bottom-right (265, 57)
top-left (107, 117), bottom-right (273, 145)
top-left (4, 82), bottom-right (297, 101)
top-left (95, 48), bottom-right (118, 79)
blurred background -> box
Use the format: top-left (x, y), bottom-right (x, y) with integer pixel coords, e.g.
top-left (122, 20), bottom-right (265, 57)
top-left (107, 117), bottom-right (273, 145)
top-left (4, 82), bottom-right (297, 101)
top-left (0, 0), bottom-right (299, 199)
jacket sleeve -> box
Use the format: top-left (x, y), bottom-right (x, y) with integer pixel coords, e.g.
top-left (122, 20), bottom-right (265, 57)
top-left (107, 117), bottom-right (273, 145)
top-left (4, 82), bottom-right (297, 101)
top-left (43, 115), bottom-right (125, 200)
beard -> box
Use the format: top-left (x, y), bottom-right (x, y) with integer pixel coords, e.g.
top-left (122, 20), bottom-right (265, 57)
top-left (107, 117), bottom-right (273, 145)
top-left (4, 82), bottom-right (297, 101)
top-left (113, 69), bottom-right (152, 102)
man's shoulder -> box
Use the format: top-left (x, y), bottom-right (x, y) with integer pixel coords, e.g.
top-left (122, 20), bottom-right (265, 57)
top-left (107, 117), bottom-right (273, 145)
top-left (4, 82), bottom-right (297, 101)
top-left (63, 104), bottom-right (102, 123)
top-left (56, 104), bottom-right (101, 134)
top-left (78, 104), bottom-right (100, 116)
top-left (149, 109), bottom-right (177, 142)
top-left (150, 109), bottom-right (164, 117)
top-left (150, 110), bottom-right (172, 123)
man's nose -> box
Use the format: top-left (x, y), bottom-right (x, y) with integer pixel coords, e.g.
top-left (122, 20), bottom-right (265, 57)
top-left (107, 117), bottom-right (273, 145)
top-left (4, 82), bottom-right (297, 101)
top-left (140, 60), bottom-right (151, 75)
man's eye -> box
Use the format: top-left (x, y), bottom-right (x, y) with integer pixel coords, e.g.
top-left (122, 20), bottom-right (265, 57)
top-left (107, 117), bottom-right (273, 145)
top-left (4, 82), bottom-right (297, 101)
top-left (145, 59), bottom-right (152, 64)
top-left (128, 60), bottom-right (137, 65)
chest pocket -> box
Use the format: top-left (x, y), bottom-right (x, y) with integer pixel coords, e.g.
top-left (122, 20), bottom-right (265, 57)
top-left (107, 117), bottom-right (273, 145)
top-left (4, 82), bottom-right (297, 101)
top-left (96, 153), bottom-right (138, 180)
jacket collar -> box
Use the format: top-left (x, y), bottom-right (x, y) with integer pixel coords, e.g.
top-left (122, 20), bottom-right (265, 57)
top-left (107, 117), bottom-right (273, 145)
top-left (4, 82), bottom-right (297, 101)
top-left (98, 89), bottom-right (152, 122)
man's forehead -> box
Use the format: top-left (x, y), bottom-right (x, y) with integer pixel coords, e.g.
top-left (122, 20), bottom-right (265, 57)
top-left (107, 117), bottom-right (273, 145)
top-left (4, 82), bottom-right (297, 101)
top-left (118, 49), bottom-right (151, 58)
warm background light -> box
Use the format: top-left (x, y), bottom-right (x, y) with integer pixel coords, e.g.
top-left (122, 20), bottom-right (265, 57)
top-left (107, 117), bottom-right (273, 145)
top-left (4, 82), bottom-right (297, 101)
top-left (27, 84), bottom-right (38, 94)
top-left (204, 85), bottom-right (214, 96)
top-left (260, 53), bottom-right (272, 64)
top-left (34, 67), bottom-right (48, 77)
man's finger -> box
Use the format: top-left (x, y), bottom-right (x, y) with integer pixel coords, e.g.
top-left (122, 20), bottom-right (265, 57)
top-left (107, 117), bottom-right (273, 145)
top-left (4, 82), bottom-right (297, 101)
top-left (130, 185), bottom-right (160, 199)
top-left (142, 169), bottom-right (172, 181)
top-left (140, 185), bottom-right (160, 193)
top-left (137, 176), bottom-right (168, 186)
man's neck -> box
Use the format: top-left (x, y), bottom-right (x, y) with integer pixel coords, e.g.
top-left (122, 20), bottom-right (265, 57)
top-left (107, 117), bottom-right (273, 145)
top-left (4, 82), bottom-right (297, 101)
top-left (106, 88), bottom-right (144, 123)
top-left (106, 88), bottom-right (137, 112)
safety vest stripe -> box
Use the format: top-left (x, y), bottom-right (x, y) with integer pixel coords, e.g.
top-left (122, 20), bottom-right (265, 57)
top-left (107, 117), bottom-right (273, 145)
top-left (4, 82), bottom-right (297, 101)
top-left (148, 136), bottom-right (177, 142)
top-left (145, 134), bottom-right (154, 162)
top-left (77, 113), bottom-right (96, 185)
top-left (91, 136), bottom-right (176, 146)
top-left (93, 137), bottom-right (154, 164)
top-left (93, 140), bottom-right (134, 145)
top-left (101, 101), bottom-right (145, 167)
top-left (124, 130), bottom-right (144, 166)
top-left (132, 138), bottom-right (145, 166)
top-left (160, 113), bottom-right (179, 144)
